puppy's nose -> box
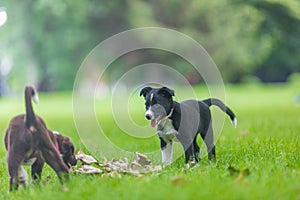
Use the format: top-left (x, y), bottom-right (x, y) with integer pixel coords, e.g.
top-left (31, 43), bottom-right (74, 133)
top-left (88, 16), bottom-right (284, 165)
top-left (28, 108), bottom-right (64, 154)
top-left (145, 113), bottom-right (152, 120)
top-left (71, 158), bottom-right (77, 166)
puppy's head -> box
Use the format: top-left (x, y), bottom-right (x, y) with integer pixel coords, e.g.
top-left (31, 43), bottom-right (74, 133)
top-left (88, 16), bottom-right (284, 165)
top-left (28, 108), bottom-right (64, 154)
top-left (140, 86), bottom-right (175, 127)
top-left (55, 134), bottom-right (77, 168)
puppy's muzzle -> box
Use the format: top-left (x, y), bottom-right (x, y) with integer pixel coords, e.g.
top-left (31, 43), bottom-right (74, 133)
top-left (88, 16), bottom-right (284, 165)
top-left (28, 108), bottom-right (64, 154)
top-left (145, 109), bottom-right (153, 120)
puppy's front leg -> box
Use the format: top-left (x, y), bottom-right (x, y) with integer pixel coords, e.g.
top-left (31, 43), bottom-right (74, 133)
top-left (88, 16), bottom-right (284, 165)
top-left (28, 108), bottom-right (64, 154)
top-left (160, 138), bottom-right (173, 167)
top-left (40, 147), bottom-right (69, 184)
top-left (31, 156), bottom-right (44, 184)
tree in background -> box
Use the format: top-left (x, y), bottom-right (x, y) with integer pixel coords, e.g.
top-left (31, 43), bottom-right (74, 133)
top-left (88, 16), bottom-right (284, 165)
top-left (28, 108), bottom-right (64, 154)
top-left (128, 0), bottom-right (300, 82)
top-left (0, 0), bottom-right (299, 91)
top-left (247, 1), bottom-right (300, 82)
top-left (0, 0), bottom-right (127, 91)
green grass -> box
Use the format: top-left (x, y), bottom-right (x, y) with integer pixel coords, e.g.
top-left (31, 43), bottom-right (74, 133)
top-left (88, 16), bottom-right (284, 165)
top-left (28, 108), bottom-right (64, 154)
top-left (0, 83), bottom-right (299, 199)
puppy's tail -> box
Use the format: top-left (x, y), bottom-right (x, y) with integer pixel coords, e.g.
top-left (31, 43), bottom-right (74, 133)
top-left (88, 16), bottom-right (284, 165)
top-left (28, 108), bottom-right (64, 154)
top-left (25, 86), bottom-right (39, 128)
top-left (203, 98), bottom-right (237, 128)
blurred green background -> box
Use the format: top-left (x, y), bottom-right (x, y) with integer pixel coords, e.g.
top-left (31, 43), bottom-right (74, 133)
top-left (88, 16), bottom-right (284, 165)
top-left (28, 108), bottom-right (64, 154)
top-left (0, 2), bottom-right (300, 199)
top-left (0, 0), bottom-right (300, 93)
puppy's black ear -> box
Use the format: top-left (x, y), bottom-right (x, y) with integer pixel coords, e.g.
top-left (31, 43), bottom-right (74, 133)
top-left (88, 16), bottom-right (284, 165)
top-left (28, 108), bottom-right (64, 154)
top-left (140, 87), bottom-right (152, 98)
top-left (62, 137), bottom-right (73, 151)
top-left (160, 87), bottom-right (175, 97)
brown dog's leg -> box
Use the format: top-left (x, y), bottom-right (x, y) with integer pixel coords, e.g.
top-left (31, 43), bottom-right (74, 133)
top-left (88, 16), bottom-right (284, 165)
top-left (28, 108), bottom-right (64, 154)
top-left (31, 156), bottom-right (44, 184)
top-left (8, 148), bottom-right (30, 191)
top-left (7, 152), bottom-right (22, 191)
top-left (17, 166), bottom-right (28, 187)
top-left (40, 148), bottom-right (69, 184)
top-left (8, 165), bottom-right (18, 191)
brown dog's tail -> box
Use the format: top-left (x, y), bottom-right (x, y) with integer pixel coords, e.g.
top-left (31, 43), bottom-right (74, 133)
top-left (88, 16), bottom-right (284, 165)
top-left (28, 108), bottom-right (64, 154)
top-left (203, 98), bottom-right (237, 128)
top-left (25, 86), bottom-right (39, 128)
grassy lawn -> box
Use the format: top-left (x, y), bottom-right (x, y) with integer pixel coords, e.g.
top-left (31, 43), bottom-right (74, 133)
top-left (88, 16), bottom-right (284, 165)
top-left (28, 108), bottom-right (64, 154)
top-left (0, 83), bottom-right (299, 199)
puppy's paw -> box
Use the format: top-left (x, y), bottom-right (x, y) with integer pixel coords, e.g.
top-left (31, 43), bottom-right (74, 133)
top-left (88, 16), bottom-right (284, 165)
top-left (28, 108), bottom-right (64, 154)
top-left (186, 161), bottom-right (196, 169)
top-left (61, 185), bottom-right (69, 192)
top-left (18, 166), bottom-right (28, 186)
top-left (162, 161), bottom-right (172, 168)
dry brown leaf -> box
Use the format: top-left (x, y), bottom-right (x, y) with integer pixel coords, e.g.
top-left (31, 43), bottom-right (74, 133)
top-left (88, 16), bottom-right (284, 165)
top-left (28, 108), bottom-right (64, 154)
top-left (73, 150), bottom-right (162, 176)
top-left (108, 171), bottom-right (122, 179)
top-left (240, 130), bottom-right (250, 136)
top-left (228, 166), bottom-right (250, 184)
top-left (228, 166), bottom-right (240, 176)
top-left (76, 150), bottom-right (98, 164)
top-left (61, 185), bottom-right (69, 192)
top-left (135, 152), bottom-right (152, 166)
top-left (171, 176), bottom-right (188, 185)
top-left (235, 173), bottom-right (249, 185)
top-left (130, 160), bottom-right (143, 170)
top-left (74, 164), bottom-right (103, 174)
top-left (42, 175), bottom-right (52, 186)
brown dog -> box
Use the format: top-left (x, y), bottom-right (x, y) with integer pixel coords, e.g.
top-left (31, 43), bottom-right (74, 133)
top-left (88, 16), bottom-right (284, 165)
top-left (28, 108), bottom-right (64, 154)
top-left (4, 86), bottom-right (77, 191)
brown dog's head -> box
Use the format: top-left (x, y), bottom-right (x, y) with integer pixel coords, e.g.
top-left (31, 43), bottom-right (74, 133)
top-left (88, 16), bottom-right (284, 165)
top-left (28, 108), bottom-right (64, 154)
top-left (54, 133), bottom-right (77, 168)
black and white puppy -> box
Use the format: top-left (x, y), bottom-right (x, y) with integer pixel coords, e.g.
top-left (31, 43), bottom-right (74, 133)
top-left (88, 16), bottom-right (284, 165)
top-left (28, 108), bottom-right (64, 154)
top-left (140, 86), bottom-right (236, 167)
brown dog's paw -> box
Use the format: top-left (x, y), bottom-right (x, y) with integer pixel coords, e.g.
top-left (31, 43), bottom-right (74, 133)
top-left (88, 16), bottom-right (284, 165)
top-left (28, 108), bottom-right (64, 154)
top-left (61, 185), bottom-right (69, 192)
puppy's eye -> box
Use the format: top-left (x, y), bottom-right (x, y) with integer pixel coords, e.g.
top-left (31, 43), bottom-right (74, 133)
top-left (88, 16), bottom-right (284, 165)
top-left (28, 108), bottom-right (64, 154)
top-left (145, 102), bottom-right (150, 108)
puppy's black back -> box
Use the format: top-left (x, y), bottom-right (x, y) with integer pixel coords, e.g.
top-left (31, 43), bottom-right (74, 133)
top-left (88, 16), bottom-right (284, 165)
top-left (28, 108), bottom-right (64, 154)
top-left (170, 100), bottom-right (211, 144)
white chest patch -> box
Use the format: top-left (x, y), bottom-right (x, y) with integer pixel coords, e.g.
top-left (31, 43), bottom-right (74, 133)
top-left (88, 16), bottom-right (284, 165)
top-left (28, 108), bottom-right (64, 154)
top-left (157, 117), bottom-right (178, 142)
